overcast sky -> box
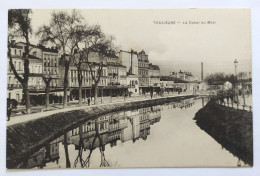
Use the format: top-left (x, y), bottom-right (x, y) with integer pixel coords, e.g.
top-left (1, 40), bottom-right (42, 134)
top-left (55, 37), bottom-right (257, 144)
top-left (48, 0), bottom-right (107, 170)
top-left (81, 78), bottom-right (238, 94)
top-left (30, 9), bottom-right (252, 78)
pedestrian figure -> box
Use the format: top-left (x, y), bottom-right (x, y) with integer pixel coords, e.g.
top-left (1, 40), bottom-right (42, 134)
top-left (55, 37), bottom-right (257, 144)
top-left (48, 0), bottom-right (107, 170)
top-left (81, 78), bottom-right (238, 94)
top-left (59, 95), bottom-right (62, 104)
top-left (7, 106), bottom-right (12, 121)
top-left (227, 95), bottom-right (230, 105)
top-left (150, 91), bottom-right (153, 99)
top-left (87, 97), bottom-right (90, 106)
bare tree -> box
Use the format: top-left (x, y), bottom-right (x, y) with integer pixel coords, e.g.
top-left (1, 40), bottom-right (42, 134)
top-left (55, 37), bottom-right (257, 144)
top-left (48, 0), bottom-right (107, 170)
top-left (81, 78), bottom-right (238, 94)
top-left (36, 9), bottom-right (83, 108)
top-left (238, 72), bottom-right (248, 80)
top-left (8, 9), bottom-right (33, 114)
top-left (72, 25), bottom-right (101, 106)
top-left (84, 32), bottom-right (117, 105)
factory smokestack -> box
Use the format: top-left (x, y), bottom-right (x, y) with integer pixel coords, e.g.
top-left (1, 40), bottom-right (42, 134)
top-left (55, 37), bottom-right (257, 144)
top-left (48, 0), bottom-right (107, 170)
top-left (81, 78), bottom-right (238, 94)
top-left (201, 62), bottom-right (204, 82)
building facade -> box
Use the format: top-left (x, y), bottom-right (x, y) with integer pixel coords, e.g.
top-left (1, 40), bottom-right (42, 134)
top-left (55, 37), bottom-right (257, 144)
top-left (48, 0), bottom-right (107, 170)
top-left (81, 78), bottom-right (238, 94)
top-left (138, 50), bottom-right (149, 90)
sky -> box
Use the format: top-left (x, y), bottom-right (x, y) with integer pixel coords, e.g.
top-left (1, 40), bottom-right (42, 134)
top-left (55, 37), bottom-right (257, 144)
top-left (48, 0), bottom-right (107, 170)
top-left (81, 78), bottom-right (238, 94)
top-left (30, 9), bottom-right (252, 79)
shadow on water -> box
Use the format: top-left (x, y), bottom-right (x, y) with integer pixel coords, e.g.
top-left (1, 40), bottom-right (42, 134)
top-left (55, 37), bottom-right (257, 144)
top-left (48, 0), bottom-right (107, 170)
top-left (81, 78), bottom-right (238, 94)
top-left (194, 98), bottom-right (253, 166)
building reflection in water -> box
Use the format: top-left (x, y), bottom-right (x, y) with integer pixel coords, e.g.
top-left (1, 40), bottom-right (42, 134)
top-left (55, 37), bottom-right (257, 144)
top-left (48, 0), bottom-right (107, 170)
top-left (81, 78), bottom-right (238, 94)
top-left (16, 98), bottom-right (195, 169)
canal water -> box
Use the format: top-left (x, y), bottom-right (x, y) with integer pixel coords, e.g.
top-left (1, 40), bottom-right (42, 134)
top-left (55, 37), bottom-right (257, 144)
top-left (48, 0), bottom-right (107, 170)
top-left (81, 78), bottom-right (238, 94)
top-left (12, 97), bottom-right (246, 169)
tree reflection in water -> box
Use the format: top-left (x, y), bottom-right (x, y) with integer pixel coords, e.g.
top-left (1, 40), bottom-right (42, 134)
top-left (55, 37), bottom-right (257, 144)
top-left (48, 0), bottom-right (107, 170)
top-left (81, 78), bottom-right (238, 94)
top-left (64, 133), bottom-right (71, 168)
top-left (73, 119), bottom-right (109, 168)
top-left (10, 100), bottom-right (191, 169)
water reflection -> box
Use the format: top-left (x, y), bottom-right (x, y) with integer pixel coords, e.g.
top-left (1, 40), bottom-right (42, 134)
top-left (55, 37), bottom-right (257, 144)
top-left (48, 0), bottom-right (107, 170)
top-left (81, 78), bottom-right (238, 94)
top-left (15, 102), bottom-right (166, 169)
top-left (10, 97), bottom-right (243, 169)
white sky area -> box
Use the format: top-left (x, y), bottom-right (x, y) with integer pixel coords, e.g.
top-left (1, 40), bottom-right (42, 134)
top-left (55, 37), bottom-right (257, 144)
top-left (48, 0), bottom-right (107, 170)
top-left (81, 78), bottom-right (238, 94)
top-left (29, 9), bottom-right (252, 78)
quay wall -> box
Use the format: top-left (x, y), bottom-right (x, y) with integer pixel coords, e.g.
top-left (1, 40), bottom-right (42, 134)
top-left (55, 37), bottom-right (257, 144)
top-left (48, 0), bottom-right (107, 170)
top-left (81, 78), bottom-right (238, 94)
top-left (7, 95), bottom-right (195, 168)
top-left (194, 100), bottom-right (253, 166)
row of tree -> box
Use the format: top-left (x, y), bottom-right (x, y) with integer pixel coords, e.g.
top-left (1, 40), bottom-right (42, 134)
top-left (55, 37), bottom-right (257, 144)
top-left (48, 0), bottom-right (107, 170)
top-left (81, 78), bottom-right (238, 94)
top-left (8, 9), bottom-right (117, 114)
top-left (204, 72), bottom-right (249, 85)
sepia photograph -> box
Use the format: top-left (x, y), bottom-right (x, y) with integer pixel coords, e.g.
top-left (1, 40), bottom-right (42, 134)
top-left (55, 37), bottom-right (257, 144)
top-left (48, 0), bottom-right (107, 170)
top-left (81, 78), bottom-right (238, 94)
top-left (5, 8), bottom-right (253, 171)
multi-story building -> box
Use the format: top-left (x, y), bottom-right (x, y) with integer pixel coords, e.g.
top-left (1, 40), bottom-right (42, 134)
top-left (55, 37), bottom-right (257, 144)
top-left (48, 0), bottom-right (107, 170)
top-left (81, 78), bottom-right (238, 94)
top-left (118, 50), bottom-right (138, 75)
top-left (169, 71), bottom-right (199, 92)
top-left (38, 45), bottom-right (60, 89)
top-left (171, 70), bottom-right (198, 82)
top-left (28, 54), bottom-right (44, 90)
top-left (7, 45), bottom-right (24, 101)
top-left (138, 50), bottom-right (149, 93)
top-left (118, 65), bottom-right (127, 86)
top-left (126, 75), bottom-right (139, 95)
top-left (60, 51), bottom-right (109, 101)
top-left (118, 50), bottom-right (140, 95)
top-left (107, 55), bottom-right (126, 86)
top-left (7, 42), bottom-right (47, 104)
top-left (148, 63), bottom-right (160, 89)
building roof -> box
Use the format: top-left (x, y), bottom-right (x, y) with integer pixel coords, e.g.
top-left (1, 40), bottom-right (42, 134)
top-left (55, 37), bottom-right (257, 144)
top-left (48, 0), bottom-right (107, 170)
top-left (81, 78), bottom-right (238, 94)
top-left (16, 41), bottom-right (37, 48)
top-left (160, 76), bottom-right (188, 83)
top-left (119, 50), bottom-right (138, 55)
top-left (16, 42), bottom-right (58, 53)
top-left (107, 62), bottom-right (126, 68)
top-left (148, 64), bottom-right (160, 70)
top-left (37, 44), bottom-right (58, 53)
top-left (28, 54), bottom-right (43, 63)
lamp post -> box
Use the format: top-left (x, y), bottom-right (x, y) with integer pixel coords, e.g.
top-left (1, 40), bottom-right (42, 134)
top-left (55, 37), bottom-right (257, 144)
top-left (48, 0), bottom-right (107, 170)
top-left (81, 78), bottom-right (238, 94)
top-left (234, 59), bottom-right (239, 104)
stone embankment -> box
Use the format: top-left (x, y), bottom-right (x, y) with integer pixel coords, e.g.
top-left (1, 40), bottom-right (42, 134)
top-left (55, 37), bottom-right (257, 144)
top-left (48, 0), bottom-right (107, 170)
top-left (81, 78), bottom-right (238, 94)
top-left (194, 100), bottom-right (253, 166)
top-left (7, 95), bottom-right (195, 168)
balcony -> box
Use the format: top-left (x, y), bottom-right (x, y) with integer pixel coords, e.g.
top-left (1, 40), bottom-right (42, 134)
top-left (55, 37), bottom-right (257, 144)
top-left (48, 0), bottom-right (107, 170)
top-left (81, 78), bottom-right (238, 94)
top-left (28, 85), bottom-right (46, 90)
top-left (8, 84), bottom-right (22, 89)
top-left (108, 82), bottom-right (120, 86)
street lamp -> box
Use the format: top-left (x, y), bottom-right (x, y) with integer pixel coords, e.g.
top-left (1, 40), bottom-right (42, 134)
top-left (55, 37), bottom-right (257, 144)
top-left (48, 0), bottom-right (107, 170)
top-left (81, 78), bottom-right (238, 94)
top-left (234, 59), bottom-right (239, 104)
top-left (234, 59), bottom-right (238, 76)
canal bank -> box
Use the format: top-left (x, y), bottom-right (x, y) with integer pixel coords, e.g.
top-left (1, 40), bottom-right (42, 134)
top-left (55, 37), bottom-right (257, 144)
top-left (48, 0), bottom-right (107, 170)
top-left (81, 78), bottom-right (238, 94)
top-left (7, 94), bottom-right (196, 168)
top-left (194, 100), bottom-right (253, 166)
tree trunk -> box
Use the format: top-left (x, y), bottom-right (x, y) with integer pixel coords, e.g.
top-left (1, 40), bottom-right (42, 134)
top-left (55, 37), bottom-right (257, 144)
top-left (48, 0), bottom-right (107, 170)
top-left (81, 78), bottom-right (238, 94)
top-left (23, 83), bottom-right (31, 114)
top-left (78, 84), bottom-right (82, 107)
top-left (45, 81), bottom-right (50, 110)
top-left (64, 133), bottom-right (71, 168)
top-left (101, 87), bottom-right (103, 104)
top-left (63, 63), bottom-right (69, 108)
top-left (77, 66), bottom-right (83, 107)
top-left (94, 84), bottom-right (98, 105)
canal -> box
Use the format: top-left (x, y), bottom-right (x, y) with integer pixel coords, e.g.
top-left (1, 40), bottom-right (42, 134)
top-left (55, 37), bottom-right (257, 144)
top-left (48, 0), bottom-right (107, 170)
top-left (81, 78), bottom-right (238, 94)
top-left (9, 97), bottom-right (247, 169)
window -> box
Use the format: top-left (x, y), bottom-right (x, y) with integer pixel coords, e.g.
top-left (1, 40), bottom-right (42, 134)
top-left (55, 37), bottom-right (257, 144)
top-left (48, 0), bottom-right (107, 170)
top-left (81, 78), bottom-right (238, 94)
top-left (19, 50), bottom-right (21, 56)
top-left (14, 49), bottom-right (17, 55)
top-left (14, 61), bottom-right (16, 69)
top-left (16, 94), bottom-right (20, 101)
top-left (33, 51), bottom-right (37, 57)
top-left (19, 62), bottom-right (21, 70)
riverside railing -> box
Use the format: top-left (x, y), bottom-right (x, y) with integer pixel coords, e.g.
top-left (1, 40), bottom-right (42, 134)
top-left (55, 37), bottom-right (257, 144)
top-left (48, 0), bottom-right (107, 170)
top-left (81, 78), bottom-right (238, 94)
top-left (215, 99), bottom-right (252, 112)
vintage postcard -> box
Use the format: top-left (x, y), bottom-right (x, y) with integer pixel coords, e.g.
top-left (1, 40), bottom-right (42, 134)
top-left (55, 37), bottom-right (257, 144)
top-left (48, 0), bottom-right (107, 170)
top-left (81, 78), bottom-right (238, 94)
top-left (6, 9), bottom-right (252, 170)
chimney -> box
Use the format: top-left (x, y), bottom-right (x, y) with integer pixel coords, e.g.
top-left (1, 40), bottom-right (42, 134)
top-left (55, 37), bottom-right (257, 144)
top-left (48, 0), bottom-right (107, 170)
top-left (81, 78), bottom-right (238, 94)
top-left (201, 62), bottom-right (204, 82)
